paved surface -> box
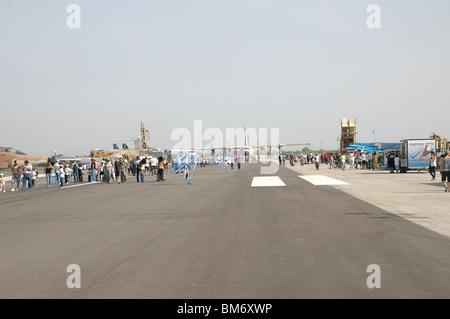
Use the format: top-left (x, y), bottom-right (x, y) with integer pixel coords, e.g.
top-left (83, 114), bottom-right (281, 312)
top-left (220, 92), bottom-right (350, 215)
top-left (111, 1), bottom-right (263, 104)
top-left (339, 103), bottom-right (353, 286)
top-left (287, 162), bottom-right (450, 237)
top-left (1, 163), bottom-right (450, 298)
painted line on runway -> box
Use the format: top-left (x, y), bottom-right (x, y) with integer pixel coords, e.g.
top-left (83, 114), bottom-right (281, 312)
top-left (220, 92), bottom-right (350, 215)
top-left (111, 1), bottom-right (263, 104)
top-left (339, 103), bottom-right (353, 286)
top-left (251, 176), bottom-right (286, 187)
top-left (61, 182), bottom-right (101, 189)
top-left (298, 175), bottom-right (349, 186)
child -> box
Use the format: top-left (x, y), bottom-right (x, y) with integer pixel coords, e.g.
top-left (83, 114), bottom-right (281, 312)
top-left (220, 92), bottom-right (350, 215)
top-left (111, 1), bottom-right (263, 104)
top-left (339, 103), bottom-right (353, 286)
top-left (31, 169), bottom-right (37, 188)
top-left (34, 169), bottom-right (39, 188)
top-left (60, 166), bottom-right (65, 188)
top-left (0, 173), bottom-right (5, 192)
top-left (65, 165), bottom-right (71, 184)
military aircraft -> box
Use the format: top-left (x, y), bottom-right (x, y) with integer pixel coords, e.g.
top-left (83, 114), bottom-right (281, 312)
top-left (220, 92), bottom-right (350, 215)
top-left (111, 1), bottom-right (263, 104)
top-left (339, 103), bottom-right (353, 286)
top-left (0, 146), bottom-right (49, 169)
top-left (171, 142), bottom-right (310, 162)
top-left (48, 122), bottom-right (162, 165)
top-left (92, 121), bottom-right (162, 159)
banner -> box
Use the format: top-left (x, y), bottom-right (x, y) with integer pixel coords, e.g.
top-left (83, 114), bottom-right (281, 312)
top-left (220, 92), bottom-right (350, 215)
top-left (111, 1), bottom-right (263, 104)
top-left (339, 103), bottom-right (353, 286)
top-left (407, 140), bottom-right (435, 168)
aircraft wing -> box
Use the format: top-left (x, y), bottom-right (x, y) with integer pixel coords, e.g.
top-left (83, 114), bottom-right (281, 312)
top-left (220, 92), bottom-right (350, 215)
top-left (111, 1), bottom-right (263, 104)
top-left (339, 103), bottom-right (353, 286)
top-left (53, 157), bottom-right (93, 164)
top-left (171, 143), bottom-right (309, 151)
top-left (52, 155), bottom-right (123, 165)
top-left (252, 143), bottom-right (309, 150)
top-left (278, 143), bottom-right (309, 147)
top-left (170, 146), bottom-right (249, 152)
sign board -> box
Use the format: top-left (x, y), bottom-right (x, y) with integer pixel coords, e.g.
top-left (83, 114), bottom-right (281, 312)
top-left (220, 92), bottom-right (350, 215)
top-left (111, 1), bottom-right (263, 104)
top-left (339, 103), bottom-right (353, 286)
top-left (407, 139), bottom-right (436, 168)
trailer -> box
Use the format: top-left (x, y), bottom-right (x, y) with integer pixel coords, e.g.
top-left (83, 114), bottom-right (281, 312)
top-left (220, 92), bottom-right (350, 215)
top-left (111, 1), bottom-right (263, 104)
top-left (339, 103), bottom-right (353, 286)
top-left (400, 139), bottom-right (436, 171)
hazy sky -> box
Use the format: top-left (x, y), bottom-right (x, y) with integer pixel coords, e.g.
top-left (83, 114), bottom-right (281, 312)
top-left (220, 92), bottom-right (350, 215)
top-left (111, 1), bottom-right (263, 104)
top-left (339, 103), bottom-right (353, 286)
top-left (1, 0), bottom-right (449, 156)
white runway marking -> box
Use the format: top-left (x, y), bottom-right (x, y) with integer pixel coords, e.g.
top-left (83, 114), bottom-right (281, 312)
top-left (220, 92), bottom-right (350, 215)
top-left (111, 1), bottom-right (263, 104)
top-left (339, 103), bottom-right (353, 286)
top-left (251, 176), bottom-right (286, 187)
top-left (62, 182), bottom-right (101, 189)
top-left (299, 175), bottom-right (349, 186)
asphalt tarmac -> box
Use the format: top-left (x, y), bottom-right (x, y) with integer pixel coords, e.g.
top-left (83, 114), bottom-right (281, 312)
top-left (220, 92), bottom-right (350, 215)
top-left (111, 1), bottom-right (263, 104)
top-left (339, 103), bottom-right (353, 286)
top-left (1, 163), bottom-right (450, 298)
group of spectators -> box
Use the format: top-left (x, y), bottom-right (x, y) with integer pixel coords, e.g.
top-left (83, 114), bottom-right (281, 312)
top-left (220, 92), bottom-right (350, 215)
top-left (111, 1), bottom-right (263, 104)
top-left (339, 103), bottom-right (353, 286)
top-left (277, 149), bottom-right (450, 192)
top-left (2, 155), bottom-right (171, 192)
top-left (279, 150), bottom-right (380, 171)
top-left (3, 149), bottom-right (449, 193)
top-left (7, 160), bottom-right (41, 191)
top-left (431, 150), bottom-right (450, 192)
top-left (73, 155), bottom-right (169, 185)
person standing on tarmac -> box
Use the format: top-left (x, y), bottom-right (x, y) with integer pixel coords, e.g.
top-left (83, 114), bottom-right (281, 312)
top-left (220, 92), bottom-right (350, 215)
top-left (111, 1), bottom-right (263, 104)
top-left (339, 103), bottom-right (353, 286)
top-left (45, 162), bottom-right (53, 187)
top-left (22, 160), bottom-right (33, 191)
top-left (164, 157), bottom-right (170, 174)
top-left (388, 151), bottom-right (396, 173)
top-left (59, 165), bottom-right (65, 188)
top-left (104, 159), bottom-right (112, 184)
top-left (139, 157), bottom-right (146, 183)
top-left (0, 173), bottom-right (5, 192)
top-left (90, 159), bottom-right (96, 182)
top-left (373, 151), bottom-right (379, 170)
top-left (354, 150), bottom-right (359, 169)
top-left (10, 160), bottom-right (21, 192)
top-left (394, 153), bottom-right (400, 173)
top-left (72, 161), bottom-right (79, 183)
top-left (114, 158), bottom-right (121, 183)
top-left (120, 158), bottom-right (127, 183)
top-left (78, 163), bottom-right (84, 182)
top-left (429, 151), bottom-right (437, 181)
top-left (315, 154), bottom-right (320, 170)
top-left (150, 156), bottom-right (157, 175)
top-left (341, 153), bottom-right (347, 170)
top-left (157, 156), bottom-right (165, 181)
top-left (439, 150), bottom-right (450, 192)
top-left (135, 156), bottom-right (141, 182)
top-left (53, 160), bottom-right (60, 185)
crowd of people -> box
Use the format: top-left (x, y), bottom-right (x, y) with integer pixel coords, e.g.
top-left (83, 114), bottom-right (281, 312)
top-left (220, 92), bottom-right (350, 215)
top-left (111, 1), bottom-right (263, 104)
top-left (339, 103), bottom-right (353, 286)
top-left (2, 155), bottom-right (172, 192)
top-left (278, 149), bottom-right (450, 192)
top-left (8, 160), bottom-right (41, 191)
top-left (279, 150), bottom-right (382, 171)
top-left (1, 149), bottom-right (449, 193)
top-left (81, 155), bottom-right (170, 184)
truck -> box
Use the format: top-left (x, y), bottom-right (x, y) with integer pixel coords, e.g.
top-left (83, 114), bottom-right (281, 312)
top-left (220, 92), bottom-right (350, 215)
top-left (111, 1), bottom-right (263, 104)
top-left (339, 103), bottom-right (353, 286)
top-left (400, 139), bottom-right (437, 171)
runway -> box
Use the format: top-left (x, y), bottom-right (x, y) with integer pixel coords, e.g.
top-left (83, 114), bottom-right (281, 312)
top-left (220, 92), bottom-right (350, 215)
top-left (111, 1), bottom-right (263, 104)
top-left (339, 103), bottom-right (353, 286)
top-left (1, 163), bottom-right (450, 298)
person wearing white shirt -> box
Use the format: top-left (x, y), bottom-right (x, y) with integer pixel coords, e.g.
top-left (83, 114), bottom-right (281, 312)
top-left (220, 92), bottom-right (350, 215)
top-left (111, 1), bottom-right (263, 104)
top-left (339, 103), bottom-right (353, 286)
top-left (349, 153), bottom-right (354, 168)
top-left (31, 169), bottom-right (37, 189)
top-left (53, 161), bottom-right (60, 185)
top-left (145, 157), bottom-right (151, 175)
top-left (150, 156), bottom-right (158, 176)
top-left (367, 152), bottom-right (373, 170)
top-left (361, 153), bottom-right (367, 170)
top-left (394, 154), bottom-right (400, 173)
top-left (60, 166), bottom-right (65, 188)
top-left (22, 160), bottom-right (33, 191)
top-left (64, 165), bottom-right (71, 183)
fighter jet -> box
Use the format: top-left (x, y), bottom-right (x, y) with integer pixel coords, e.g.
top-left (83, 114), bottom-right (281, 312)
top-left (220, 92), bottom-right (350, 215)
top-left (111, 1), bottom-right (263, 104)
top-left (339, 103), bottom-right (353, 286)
top-left (0, 146), bottom-right (49, 169)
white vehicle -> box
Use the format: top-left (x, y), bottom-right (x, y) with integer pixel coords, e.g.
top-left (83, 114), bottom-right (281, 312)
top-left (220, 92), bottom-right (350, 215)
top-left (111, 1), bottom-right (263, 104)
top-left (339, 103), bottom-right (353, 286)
top-left (400, 139), bottom-right (437, 171)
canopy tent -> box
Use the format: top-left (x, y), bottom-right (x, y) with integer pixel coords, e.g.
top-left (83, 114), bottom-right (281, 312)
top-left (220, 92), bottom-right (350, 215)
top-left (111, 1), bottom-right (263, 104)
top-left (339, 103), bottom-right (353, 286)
top-left (345, 144), bottom-right (380, 152)
top-left (347, 143), bottom-right (401, 151)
